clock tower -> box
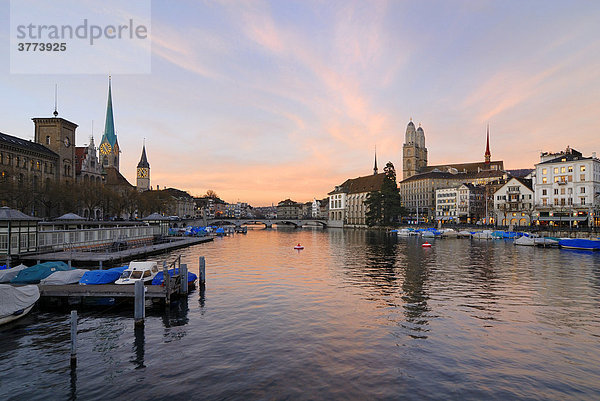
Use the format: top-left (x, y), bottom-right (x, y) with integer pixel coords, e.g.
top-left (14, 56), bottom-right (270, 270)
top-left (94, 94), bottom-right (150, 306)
top-left (32, 113), bottom-right (78, 182)
top-left (99, 76), bottom-right (120, 172)
top-left (136, 143), bottom-right (150, 191)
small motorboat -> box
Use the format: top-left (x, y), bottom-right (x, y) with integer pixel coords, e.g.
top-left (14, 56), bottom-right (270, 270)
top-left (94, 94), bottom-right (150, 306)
top-left (115, 261), bottom-right (159, 285)
top-left (294, 244), bottom-right (304, 250)
top-left (558, 238), bottom-right (600, 251)
top-left (0, 284), bottom-right (40, 325)
top-left (422, 242), bottom-right (432, 248)
top-left (41, 269), bottom-right (88, 285)
top-left (0, 264), bottom-right (29, 283)
top-left (11, 262), bottom-right (73, 284)
top-left (151, 268), bottom-right (198, 286)
top-left (514, 236), bottom-right (535, 246)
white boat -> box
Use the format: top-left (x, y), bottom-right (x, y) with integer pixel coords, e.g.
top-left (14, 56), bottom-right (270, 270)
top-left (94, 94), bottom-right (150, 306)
top-left (472, 230), bottom-right (493, 240)
top-left (441, 229), bottom-right (458, 238)
top-left (534, 237), bottom-right (559, 247)
top-left (457, 231), bottom-right (472, 238)
top-left (115, 261), bottom-right (159, 285)
top-left (0, 264), bottom-right (29, 283)
top-left (397, 229), bottom-right (411, 237)
top-left (514, 236), bottom-right (535, 246)
top-left (0, 284), bottom-right (40, 325)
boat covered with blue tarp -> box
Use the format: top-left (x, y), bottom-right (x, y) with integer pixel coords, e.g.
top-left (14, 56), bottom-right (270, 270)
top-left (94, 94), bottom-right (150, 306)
top-left (151, 268), bottom-right (197, 286)
top-left (558, 238), bottom-right (600, 250)
top-left (11, 262), bottom-right (72, 284)
top-left (79, 266), bottom-right (128, 285)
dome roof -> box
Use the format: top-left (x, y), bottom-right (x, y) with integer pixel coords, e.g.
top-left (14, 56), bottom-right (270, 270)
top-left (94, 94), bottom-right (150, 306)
top-left (417, 126), bottom-right (424, 132)
top-left (407, 121), bottom-right (415, 127)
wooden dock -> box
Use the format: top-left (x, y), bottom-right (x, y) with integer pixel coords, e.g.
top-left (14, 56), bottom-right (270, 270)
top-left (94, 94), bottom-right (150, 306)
top-left (38, 284), bottom-right (172, 299)
top-left (22, 236), bottom-right (212, 266)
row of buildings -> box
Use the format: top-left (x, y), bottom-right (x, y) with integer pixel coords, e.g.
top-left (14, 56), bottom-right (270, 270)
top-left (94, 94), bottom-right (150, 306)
top-left (324, 120), bottom-right (600, 228)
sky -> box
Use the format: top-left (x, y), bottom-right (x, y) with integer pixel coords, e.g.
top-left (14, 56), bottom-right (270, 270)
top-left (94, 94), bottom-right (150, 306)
top-left (1, 0), bottom-right (599, 205)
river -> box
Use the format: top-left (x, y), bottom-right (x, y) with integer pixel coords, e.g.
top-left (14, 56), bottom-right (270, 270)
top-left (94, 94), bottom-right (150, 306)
top-left (1, 228), bottom-right (599, 400)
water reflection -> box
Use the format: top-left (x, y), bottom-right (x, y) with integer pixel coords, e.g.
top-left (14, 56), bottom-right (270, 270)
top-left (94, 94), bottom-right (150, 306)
top-left (132, 325), bottom-right (145, 369)
top-left (399, 238), bottom-right (431, 339)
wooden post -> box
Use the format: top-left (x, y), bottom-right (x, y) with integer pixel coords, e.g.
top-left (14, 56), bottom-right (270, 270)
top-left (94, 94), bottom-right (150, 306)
top-left (163, 262), bottom-right (170, 305)
top-left (70, 310), bottom-right (77, 368)
top-left (198, 257), bottom-right (206, 285)
top-left (181, 264), bottom-right (188, 294)
top-left (99, 260), bottom-right (103, 270)
top-left (68, 260), bottom-right (72, 268)
top-left (134, 279), bottom-right (145, 326)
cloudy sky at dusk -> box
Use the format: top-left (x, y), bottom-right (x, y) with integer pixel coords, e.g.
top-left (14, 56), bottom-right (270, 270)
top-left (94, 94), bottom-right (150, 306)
top-left (1, 0), bottom-right (599, 205)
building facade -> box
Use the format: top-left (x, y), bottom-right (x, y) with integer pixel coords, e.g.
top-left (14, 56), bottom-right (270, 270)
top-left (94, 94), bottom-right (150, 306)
top-left (277, 199), bottom-right (302, 219)
top-left (533, 147), bottom-right (600, 227)
top-left (493, 177), bottom-right (534, 226)
top-left (328, 173), bottom-right (386, 228)
top-left (402, 120), bottom-right (428, 180)
top-left (75, 136), bottom-right (102, 184)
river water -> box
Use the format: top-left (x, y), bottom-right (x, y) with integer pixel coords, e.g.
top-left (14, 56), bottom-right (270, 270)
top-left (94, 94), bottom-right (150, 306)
top-left (1, 229), bottom-right (599, 400)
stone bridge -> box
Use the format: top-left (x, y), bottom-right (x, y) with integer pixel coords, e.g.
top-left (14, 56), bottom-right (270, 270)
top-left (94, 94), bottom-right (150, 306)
top-left (181, 218), bottom-right (328, 229)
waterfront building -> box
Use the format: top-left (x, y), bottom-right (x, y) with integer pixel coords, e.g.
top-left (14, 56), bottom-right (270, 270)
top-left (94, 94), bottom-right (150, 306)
top-left (435, 183), bottom-right (484, 223)
top-left (435, 186), bottom-right (459, 222)
top-left (533, 146), bottom-right (600, 227)
top-left (311, 198), bottom-right (321, 218)
top-left (0, 206), bottom-right (39, 264)
top-left (493, 177), bottom-right (534, 226)
top-left (328, 173), bottom-right (386, 228)
top-left (160, 188), bottom-right (195, 218)
top-left (136, 143), bottom-right (150, 191)
top-left (98, 77), bottom-right (121, 172)
top-left (277, 199), bottom-right (302, 219)
top-left (75, 136), bottom-right (102, 184)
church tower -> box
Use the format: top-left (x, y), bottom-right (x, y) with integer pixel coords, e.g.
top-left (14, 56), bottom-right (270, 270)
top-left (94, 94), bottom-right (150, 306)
top-left (402, 119), bottom-right (428, 180)
top-left (136, 142), bottom-right (150, 191)
top-left (98, 77), bottom-right (120, 171)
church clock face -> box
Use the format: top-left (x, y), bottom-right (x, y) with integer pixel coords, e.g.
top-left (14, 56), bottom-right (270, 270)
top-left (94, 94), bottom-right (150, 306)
top-left (99, 142), bottom-right (112, 155)
top-left (137, 168), bottom-right (148, 178)
top-left (64, 137), bottom-right (71, 147)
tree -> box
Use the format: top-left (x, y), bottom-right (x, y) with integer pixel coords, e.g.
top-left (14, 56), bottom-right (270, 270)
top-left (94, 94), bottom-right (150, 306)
top-left (365, 162), bottom-right (406, 227)
top-left (205, 189), bottom-right (219, 199)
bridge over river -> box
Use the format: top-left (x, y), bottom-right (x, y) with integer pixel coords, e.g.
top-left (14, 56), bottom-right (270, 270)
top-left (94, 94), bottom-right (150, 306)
top-left (181, 218), bottom-right (328, 229)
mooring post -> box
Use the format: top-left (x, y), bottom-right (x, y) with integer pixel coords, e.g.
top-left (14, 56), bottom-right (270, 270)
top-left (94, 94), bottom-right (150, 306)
top-left (181, 264), bottom-right (188, 294)
top-left (70, 310), bottom-right (77, 368)
top-left (68, 260), bottom-right (72, 268)
top-left (199, 256), bottom-right (206, 285)
top-left (37, 259), bottom-right (40, 265)
top-left (134, 279), bottom-right (145, 326)
top-left (163, 262), bottom-right (171, 305)
top-left (99, 260), bottom-right (103, 270)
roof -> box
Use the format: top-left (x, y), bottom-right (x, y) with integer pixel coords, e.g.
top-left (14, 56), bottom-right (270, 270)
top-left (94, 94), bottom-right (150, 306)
top-left (512, 177), bottom-right (533, 191)
top-left (0, 131), bottom-right (59, 158)
top-left (0, 206), bottom-right (39, 221)
top-left (137, 144), bottom-right (150, 168)
top-left (330, 173), bottom-right (386, 195)
top-left (507, 169), bottom-right (534, 178)
top-left (56, 213), bottom-right (85, 221)
top-left (423, 160), bottom-right (504, 174)
top-left (400, 169), bottom-right (505, 184)
top-left (537, 153), bottom-right (591, 165)
top-left (75, 147), bottom-right (86, 174)
top-left (277, 199), bottom-right (300, 206)
top-left (142, 212), bottom-right (169, 221)
top-left (103, 167), bottom-right (133, 188)
top-left (160, 187), bottom-right (193, 199)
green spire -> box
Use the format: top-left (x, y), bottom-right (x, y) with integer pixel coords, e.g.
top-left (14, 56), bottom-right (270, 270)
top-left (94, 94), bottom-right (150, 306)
top-left (102, 76), bottom-right (117, 147)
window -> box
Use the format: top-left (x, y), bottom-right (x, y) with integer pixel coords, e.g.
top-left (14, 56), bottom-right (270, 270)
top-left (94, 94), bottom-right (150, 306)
top-left (542, 198), bottom-right (547, 206)
top-left (560, 198), bottom-right (566, 206)
top-left (554, 189), bottom-right (559, 195)
top-left (561, 167), bottom-right (566, 173)
top-left (580, 174), bottom-right (585, 181)
top-left (46, 136), bottom-right (51, 145)
top-left (568, 166), bottom-right (573, 172)
top-left (580, 187), bottom-right (585, 193)
top-left (560, 188), bottom-right (565, 195)
top-left (554, 168), bottom-right (558, 174)
top-left (554, 198), bottom-right (559, 206)
top-left (554, 176), bottom-right (559, 182)
top-left (542, 168), bottom-right (547, 175)
top-left (581, 197), bottom-right (586, 205)
top-left (542, 177), bottom-right (547, 183)
top-left (580, 166), bottom-right (586, 172)
top-left (568, 198), bottom-right (573, 205)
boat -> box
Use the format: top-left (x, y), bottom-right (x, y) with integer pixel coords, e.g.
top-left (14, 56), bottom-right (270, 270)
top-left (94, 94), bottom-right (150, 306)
top-left (151, 268), bottom-right (197, 286)
top-left (115, 261), bottom-right (159, 285)
top-left (215, 227), bottom-right (225, 236)
top-left (0, 264), bottom-right (29, 283)
top-left (79, 266), bottom-right (128, 285)
top-left (534, 237), bottom-right (559, 247)
top-left (441, 229), bottom-right (458, 238)
top-left (472, 230), bottom-right (493, 240)
top-left (10, 262), bottom-right (72, 284)
top-left (457, 230), bottom-right (473, 238)
top-left (294, 244), bottom-right (304, 250)
top-left (41, 269), bottom-right (88, 285)
top-left (397, 229), bottom-right (411, 237)
top-left (0, 284), bottom-right (40, 325)
top-left (514, 236), bottom-right (535, 246)
top-left (558, 238), bottom-right (600, 251)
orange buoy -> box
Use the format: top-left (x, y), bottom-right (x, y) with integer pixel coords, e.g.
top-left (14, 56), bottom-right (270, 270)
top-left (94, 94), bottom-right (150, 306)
top-left (294, 243), bottom-right (304, 250)
top-left (422, 242), bottom-right (432, 248)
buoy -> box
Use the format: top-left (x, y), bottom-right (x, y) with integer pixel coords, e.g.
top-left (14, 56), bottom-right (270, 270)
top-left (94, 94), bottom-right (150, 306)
top-left (422, 242), bottom-right (432, 248)
top-left (294, 243), bottom-right (304, 250)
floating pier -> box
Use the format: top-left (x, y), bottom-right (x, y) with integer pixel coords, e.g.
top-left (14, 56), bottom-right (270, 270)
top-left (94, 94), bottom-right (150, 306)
top-left (22, 237), bottom-right (212, 267)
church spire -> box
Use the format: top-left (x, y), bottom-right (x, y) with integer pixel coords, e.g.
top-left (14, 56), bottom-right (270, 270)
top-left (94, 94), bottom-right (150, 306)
top-left (373, 146), bottom-right (378, 175)
top-left (137, 141), bottom-right (150, 169)
top-left (102, 76), bottom-right (117, 147)
top-left (484, 124), bottom-right (491, 164)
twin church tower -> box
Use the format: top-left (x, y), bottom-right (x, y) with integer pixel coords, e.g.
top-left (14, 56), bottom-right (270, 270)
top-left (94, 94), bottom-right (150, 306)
top-left (98, 77), bottom-right (150, 191)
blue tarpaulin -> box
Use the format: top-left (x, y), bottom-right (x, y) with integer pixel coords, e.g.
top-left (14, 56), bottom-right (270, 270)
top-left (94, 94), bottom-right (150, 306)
top-left (151, 268), bottom-right (197, 285)
top-left (11, 262), bottom-right (72, 284)
top-left (79, 266), bottom-right (128, 285)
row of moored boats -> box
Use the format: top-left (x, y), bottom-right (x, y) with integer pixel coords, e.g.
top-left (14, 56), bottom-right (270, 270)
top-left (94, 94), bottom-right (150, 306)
top-left (389, 228), bottom-right (600, 250)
